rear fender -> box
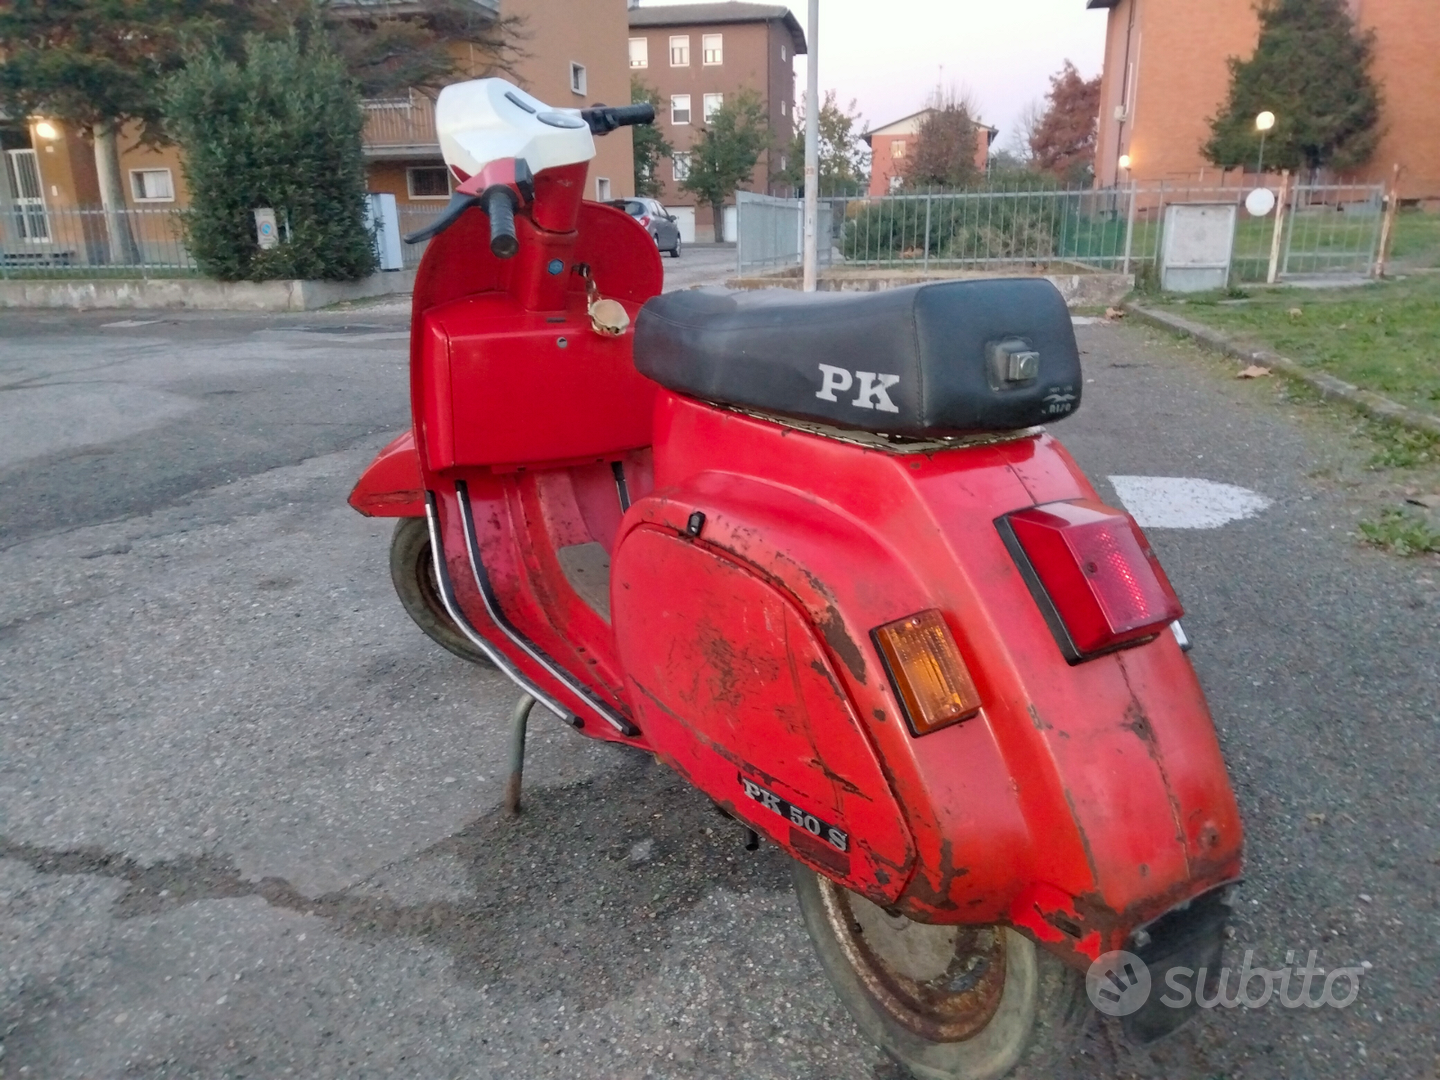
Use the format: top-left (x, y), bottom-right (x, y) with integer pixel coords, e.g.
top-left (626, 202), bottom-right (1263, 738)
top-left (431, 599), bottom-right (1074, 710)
top-left (349, 431), bottom-right (424, 518)
top-left (642, 394), bottom-right (1244, 968)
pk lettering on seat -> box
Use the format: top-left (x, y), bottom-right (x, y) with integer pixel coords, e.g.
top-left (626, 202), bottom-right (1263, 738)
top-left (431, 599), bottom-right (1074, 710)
top-left (815, 364), bottom-right (901, 413)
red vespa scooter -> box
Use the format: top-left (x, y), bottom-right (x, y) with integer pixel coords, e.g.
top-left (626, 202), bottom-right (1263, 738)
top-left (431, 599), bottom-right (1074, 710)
top-left (350, 78), bottom-right (1244, 1078)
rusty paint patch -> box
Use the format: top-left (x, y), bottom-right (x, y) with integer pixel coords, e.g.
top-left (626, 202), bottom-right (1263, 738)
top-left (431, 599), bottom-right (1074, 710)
top-left (899, 838), bottom-right (969, 914)
top-left (1027, 704), bottom-right (1052, 731)
top-left (1062, 791), bottom-right (1102, 886)
top-left (809, 657), bottom-right (845, 699)
top-left (871, 708), bottom-right (886, 722)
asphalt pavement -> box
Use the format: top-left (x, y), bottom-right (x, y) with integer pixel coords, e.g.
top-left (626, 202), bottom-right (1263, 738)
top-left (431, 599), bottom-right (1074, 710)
top-left (0, 280), bottom-right (1436, 1080)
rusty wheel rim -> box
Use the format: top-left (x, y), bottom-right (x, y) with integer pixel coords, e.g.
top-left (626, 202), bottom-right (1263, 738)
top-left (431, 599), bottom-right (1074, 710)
top-left (817, 877), bottom-right (1007, 1043)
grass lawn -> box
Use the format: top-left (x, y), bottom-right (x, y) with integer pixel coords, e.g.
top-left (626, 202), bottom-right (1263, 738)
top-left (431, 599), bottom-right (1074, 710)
top-left (1155, 273), bottom-right (1440, 418)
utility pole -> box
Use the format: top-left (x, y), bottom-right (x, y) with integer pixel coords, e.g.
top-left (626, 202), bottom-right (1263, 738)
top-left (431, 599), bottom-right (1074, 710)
top-left (801, 0), bottom-right (819, 292)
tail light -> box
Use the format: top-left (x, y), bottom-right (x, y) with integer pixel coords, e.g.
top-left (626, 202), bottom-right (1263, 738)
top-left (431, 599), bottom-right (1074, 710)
top-left (997, 500), bottom-right (1183, 663)
top-left (872, 609), bottom-right (982, 736)
top-left (639, 214), bottom-right (651, 227)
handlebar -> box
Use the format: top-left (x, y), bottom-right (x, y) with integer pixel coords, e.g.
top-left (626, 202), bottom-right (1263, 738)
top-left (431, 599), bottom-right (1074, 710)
top-left (581, 103), bottom-right (656, 135)
top-left (485, 188), bottom-right (519, 259)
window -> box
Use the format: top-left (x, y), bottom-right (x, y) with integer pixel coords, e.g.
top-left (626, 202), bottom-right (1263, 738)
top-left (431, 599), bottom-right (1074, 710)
top-left (407, 166), bottom-right (451, 199)
top-left (628, 37), bottom-right (648, 68)
top-left (779, 154), bottom-right (788, 172)
top-left (703, 93), bottom-right (724, 123)
top-left (781, 100), bottom-right (789, 118)
top-left (888, 175), bottom-right (903, 193)
top-left (891, 139), bottom-right (907, 160)
top-left (671, 94), bottom-right (691, 125)
top-left (781, 45), bottom-right (788, 62)
top-left (129, 168), bottom-right (174, 202)
top-left (672, 152), bottom-right (691, 181)
top-left (569, 62), bottom-right (587, 96)
top-left (595, 177), bottom-right (612, 202)
top-left (702, 34), bottom-right (723, 65)
top-left (669, 35), bottom-right (690, 66)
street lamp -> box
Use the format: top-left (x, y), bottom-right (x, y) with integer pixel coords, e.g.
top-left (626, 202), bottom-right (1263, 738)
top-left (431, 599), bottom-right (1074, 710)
top-left (33, 119), bottom-right (59, 140)
top-left (1255, 111), bottom-right (1276, 174)
top-left (1118, 154), bottom-right (1132, 172)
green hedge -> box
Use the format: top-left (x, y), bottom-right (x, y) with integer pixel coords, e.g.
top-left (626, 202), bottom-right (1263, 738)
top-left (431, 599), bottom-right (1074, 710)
top-left (168, 32), bottom-right (376, 282)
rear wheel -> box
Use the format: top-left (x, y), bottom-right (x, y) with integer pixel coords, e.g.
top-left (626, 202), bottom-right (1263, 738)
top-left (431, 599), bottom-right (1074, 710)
top-left (793, 865), bottom-right (1086, 1079)
top-left (389, 517), bottom-right (492, 666)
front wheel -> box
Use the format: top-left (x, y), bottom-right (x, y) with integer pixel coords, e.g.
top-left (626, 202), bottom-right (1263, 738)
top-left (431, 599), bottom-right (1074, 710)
top-left (793, 866), bottom-right (1086, 1080)
top-left (389, 517), bottom-right (493, 666)
top-left (669, 238), bottom-right (681, 258)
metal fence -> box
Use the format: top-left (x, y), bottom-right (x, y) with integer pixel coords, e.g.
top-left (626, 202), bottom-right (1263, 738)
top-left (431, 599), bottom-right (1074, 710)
top-left (735, 191), bottom-right (835, 275)
top-left (0, 205), bottom-right (194, 278)
top-left (0, 203), bottom-right (451, 278)
top-left (739, 180), bottom-right (1389, 286)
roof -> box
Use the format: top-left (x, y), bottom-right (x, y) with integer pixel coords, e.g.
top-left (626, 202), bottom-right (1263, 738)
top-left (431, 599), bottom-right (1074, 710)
top-left (1086, 0), bottom-right (1121, 8)
top-left (862, 108), bottom-right (998, 145)
top-left (629, 3), bottom-right (807, 54)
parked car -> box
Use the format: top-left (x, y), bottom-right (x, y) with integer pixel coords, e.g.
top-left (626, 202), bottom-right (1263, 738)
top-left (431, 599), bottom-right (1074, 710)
top-left (609, 197), bottom-right (681, 258)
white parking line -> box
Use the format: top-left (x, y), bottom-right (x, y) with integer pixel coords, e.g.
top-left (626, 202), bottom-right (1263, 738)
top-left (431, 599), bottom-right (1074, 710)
top-left (1108, 476), bottom-right (1273, 529)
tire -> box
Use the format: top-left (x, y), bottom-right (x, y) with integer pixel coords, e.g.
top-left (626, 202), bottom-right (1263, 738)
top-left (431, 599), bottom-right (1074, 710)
top-left (388, 517), bottom-right (493, 666)
top-left (793, 865), bottom-right (1087, 1080)
top-left (669, 238), bottom-right (681, 258)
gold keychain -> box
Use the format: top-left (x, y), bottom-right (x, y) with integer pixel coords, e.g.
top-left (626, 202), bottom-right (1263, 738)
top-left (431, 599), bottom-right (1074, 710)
top-left (577, 264), bottom-right (629, 337)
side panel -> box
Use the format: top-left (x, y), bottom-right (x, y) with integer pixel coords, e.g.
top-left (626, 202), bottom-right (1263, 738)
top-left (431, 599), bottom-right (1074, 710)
top-left (612, 523), bottom-right (917, 902)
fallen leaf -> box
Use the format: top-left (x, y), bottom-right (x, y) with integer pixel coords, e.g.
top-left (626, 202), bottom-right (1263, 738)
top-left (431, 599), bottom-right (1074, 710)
top-left (1105, 307), bottom-right (1126, 321)
top-left (1288, 307), bottom-right (1304, 319)
top-left (1307, 812), bottom-right (1328, 826)
top-left (1237, 365), bottom-right (1273, 379)
top-left (1406, 494), bottom-right (1440, 509)
top-left (1337, 323), bottom-right (1349, 330)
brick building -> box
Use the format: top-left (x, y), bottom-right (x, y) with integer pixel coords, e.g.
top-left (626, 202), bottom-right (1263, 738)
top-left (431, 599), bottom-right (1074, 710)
top-left (0, 0), bottom-right (636, 261)
top-left (863, 108), bottom-right (997, 196)
top-left (628, 2), bottom-right (806, 242)
top-left (1089, 0), bottom-right (1440, 197)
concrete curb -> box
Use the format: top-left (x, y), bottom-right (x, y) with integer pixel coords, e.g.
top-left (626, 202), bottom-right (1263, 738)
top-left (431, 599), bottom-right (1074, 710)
top-left (1128, 302), bottom-right (1440, 440)
top-left (726, 270), bottom-right (1134, 309)
top-left (0, 269), bottom-right (416, 312)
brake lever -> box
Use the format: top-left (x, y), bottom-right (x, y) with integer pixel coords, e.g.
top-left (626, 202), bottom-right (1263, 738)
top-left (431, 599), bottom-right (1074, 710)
top-left (403, 191), bottom-right (481, 244)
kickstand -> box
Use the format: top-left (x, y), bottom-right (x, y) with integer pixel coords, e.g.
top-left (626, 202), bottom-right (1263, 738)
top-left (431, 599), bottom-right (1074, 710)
top-left (504, 693), bottom-right (536, 816)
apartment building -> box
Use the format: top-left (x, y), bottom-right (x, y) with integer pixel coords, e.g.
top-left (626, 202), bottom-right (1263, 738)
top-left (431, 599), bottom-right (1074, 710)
top-left (864, 108), bottom-right (997, 196)
top-left (1089, 0), bottom-right (1440, 197)
top-left (628, 2), bottom-right (806, 242)
top-left (0, 0), bottom-right (635, 264)
top-left (366, 0), bottom-right (637, 213)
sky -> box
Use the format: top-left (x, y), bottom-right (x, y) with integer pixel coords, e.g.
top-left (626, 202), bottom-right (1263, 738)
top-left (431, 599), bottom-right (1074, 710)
top-left (636, 0), bottom-right (1108, 154)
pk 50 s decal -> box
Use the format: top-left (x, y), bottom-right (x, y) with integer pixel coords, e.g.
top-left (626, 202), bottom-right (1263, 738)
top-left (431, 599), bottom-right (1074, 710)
top-left (739, 774), bottom-right (849, 853)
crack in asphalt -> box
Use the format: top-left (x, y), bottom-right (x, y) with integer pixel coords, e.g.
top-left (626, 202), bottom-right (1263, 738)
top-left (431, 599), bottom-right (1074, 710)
top-left (0, 752), bottom-right (794, 1007)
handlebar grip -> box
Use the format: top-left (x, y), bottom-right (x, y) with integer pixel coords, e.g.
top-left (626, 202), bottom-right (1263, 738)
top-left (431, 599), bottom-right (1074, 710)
top-left (485, 188), bottom-right (519, 259)
top-left (581, 103), bottom-right (656, 134)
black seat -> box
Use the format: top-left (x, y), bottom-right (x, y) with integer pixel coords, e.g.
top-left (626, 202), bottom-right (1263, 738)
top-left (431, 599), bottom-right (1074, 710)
top-left (632, 278), bottom-right (1083, 437)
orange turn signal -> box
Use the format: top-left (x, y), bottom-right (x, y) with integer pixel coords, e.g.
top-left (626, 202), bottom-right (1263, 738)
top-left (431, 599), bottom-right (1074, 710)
top-left (872, 609), bottom-right (982, 736)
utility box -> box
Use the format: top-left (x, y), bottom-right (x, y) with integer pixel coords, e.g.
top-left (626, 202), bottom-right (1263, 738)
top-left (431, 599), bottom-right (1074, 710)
top-left (365, 193), bottom-right (404, 271)
top-left (253, 208), bottom-right (279, 250)
top-left (1161, 204), bottom-right (1236, 293)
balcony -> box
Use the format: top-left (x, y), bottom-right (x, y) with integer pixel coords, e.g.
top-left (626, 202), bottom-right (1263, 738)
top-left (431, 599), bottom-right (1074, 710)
top-left (362, 92), bottom-right (440, 159)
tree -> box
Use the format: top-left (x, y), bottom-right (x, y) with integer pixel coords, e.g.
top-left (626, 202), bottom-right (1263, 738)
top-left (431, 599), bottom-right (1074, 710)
top-left (0, 0), bottom-right (293, 263)
top-left (902, 91), bottom-right (981, 190)
top-left (679, 89), bottom-right (768, 233)
top-left (167, 29), bottom-right (376, 282)
top-left (1029, 61), bottom-right (1101, 184)
top-left (775, 90), bottom-right (869, 195)
top-left (1204, 0), bottom-right (1382, 175)
top-left (631, 76), bottom-right (672, 198)
top-left (321, 0), bottom-right (528, 100)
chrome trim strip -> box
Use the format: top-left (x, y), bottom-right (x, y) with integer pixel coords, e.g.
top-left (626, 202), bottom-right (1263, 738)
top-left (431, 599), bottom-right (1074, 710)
top-left (454, 480), bottom-right (639, 737)
top-left (424, 493), bottom-right (573, 723)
